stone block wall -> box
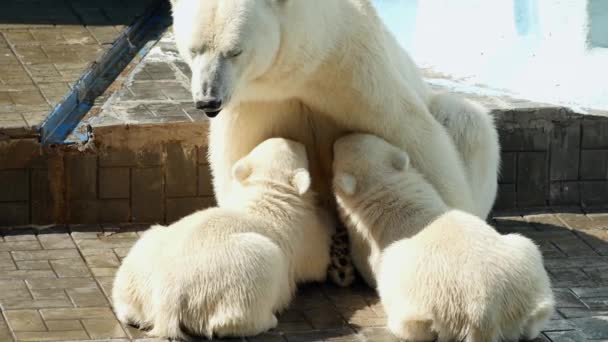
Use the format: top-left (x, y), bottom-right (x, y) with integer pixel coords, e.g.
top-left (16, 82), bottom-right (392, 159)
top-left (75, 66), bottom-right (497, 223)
top-left (494, 108), bottom-right (608, 209)
top-left (0, 123), bottom-right (215, 226)
top-left (1, 108), bottom-right (607, 226)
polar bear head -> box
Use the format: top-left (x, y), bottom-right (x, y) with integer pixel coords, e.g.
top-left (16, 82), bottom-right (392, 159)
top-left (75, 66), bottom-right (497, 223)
top-left (333, 133), bottom-right (409, 197)
top-left (232, 137), bottom-right (311, 196)
top-left (171, 0), bottom-right (285, 117)
top-left (171, 0), bottom-right (345, 117)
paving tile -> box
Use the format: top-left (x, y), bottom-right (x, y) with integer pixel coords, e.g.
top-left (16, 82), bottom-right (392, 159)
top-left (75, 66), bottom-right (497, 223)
top-left (26, 277), bottom-right (97, 290)
top-left (571, 287), bottom-right (608, 298)
top-left (75, 237), bottom-right (138, 250)
top-left (30, 288), bottom-right (69, 301)
top-left (16, 260), bottom-right (51, 270)
top-left (579, 297), bottom-right (608, 310)
top-left (302, 308), bottom-right (348, 330)
top-left (94, 276), bottom-right (115, 299)
top-left (14, 330), bottom-right (89, 341)
top-left (81, 318), bottom-right (127, 339)
top-left (0, 315), bottom-right (13, 342)
top-left (575, 229), bottom-right (608, 256)
top-left (582, 267), bottom-right (608, 285)
top-left (11, 249), bottom-right (80, 261)
top-left (0, 270), bottom-right (56, 280)
top-left (553, 288), bottom-right (587, 308)
top-left (83, 250), bottom-right (120, 268)
top-left (550, 268), bottom-right (597, 287)
top-left (91, 267), bottom-right (117, 277)
top-left (0, 241), bottom-right (42, 252)
top-left (558, 307), bottom-right (608, 319)
top-left (275, 321), bottom-right (314, 333)
top-left (2, 231), bottom-right (37, 242)
top-left (45, 319), bottom-right (83, 331)
top-left (357, 327), bottom-right (400, 342)
top-left (544, 329), bottom-right (592, 341)
top-left (66, 287), bottom-right (109, 307)
top-left (4, 310), bottom-right (46, 332)
top-left (556, 212), bottom-right (597, 231)
top-left (247, 332), bottom-right (286, 342)
top-left (37, 232), bottom-right (76, 250)
top-left (40, 307), bottom-right (116, 320)
top-left (113, 247), bottom-right (131, 259)
top-left (0, 251), bottom-right (16, 270)
top-left (50, 258), bottom-right (91, 278)
top-left (285, 328), bottom-right (357, 342)
top-left (542, 318), bottom-right (577, 332)
top-left (0, 298), bottom-right (73, 310)
top-left (0, 280), bottom-right (34, 301)
top-left (544, 256), bottom-right (608, 270)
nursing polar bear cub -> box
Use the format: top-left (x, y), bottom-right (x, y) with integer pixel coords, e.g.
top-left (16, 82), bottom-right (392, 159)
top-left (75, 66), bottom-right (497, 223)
top-left (112, 138), bottom-right (333, 340)
top-left (333, 134), bottom-right (554, 342)
top-left (170, 0), bottom-right (500, 221)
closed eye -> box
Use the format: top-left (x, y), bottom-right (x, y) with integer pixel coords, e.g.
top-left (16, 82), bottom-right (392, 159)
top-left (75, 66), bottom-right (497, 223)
top-left (225, 49), bottom-right (243, 58)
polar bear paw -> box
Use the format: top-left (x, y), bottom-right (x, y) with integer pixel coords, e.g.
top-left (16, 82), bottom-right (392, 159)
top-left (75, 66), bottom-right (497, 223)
top-left (327, 227), bottom-right (355, 287)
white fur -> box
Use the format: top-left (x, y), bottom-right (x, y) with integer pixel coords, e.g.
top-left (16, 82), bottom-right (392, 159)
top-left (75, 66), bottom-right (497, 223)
top-left (170, 0), bottom-right (500, 221)
top-left (333, 134), bottom-right (554, 342)
top-left (112, 138), bottom-right (333, 340)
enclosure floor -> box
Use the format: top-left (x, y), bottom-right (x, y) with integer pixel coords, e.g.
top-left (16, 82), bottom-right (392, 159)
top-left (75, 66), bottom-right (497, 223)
top-left (0, 0), bottom-right (157, 137)
top-left (0, 209), bottom-right (607, 341)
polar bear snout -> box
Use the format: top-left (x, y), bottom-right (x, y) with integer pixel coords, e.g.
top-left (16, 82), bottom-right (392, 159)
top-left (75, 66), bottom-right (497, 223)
top-left (190, 55), bottom-right (232, 117)
top-left (195, 98), bottom-right (223, 117)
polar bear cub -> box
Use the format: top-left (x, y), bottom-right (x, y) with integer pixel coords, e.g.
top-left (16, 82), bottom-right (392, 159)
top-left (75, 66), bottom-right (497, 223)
top-left (112, 138), bottom-right (333, 340)
top-left (332, 133), bottom-right (554, 342)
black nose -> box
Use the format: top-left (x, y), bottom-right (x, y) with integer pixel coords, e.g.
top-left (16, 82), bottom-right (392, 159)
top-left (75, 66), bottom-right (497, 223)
top-left (195, 99), bottom-right (223, 112)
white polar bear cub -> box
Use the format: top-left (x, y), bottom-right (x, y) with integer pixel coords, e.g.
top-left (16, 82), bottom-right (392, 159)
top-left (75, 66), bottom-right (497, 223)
top-left (112, 138), bottom-right (333, 340)
top-left (333, 134), bottom-right (554, 342)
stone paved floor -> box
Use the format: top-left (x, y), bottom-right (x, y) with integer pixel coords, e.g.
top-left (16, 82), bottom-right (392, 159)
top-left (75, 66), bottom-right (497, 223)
top-left (0, 209), bottom-right (607, 341)
top-left (82, 30), bottom-right (197, 128)
top-left (0, 0), bottom-right (158, 136)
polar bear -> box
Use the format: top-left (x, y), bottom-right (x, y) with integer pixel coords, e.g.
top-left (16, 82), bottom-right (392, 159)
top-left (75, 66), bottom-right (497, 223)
top-left (170, 0), bottom-right (500, 284)
top-left (333, 133), bottom-right (554, 342)
top-left (112, 138), bottom-right (333, 340)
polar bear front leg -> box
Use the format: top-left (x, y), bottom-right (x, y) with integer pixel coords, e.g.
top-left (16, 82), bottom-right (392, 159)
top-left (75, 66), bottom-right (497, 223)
top-left (428, 92), bottom-right (500, 219)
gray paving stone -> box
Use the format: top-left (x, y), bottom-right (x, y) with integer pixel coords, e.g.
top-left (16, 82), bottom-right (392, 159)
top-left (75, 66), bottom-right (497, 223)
top-left (26, 277), bottom-right (97, 290)
top-left (579, 297), bottom-right (608, 310)
top-left (37, 232), bottom-right (76, 250)
top-left (12, 249), bottom-right (80, 261)
top-left (558, 307), bottom-right (608, 319)
top-left (553, 288), bottom-right (587, 308)
top-left (0, 315), bottom-right (13, 342)
top-left (4, 310), bottom-right (46, 332)
top-left (0, 280), bottom-right (33, 300)
top-left (2, 212), bottom-right (608, 340)
top-left (569, 316), bottom-right (608, 339)
top-left (572, 287), bottom-right (608, 298)
top-left (544, 330), bottom-right (591, 342)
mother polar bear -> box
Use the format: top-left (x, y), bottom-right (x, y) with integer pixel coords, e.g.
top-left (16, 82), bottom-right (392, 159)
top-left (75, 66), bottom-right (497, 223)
top-left (170, 0), bottom-right (500, 271)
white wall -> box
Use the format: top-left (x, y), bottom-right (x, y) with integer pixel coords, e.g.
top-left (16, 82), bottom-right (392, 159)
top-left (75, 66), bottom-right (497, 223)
top-left (373, 0), bottom-right (608, 112)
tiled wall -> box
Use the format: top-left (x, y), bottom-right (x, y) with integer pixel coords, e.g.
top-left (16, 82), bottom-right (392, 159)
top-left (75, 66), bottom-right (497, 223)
top-left (0, 135), bottom-right (215, 226)
top-left (1, 108), bottom-right (607, 226)
top-left (495, 108), bottom-right (608, 209)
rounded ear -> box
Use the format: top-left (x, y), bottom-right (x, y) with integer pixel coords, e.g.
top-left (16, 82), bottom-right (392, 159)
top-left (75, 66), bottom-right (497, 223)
top-left (334, 172), bottom-right (357, 196)
top-left (391, 151), bottom-right (410, 171)
top-left (232, 159), bottom-right (252, 184)
top-left (291, 168), bottom-right (311, 195)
